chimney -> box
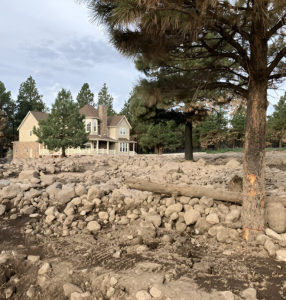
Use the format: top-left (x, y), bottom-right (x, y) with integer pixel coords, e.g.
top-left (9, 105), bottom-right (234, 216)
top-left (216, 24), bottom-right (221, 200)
top-left (98, 105), bottom-right (108, 137)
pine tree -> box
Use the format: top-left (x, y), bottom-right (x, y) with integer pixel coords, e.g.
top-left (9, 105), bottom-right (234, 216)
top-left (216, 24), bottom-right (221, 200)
top-left (15, 76), bottom-right (48, 129)
top-left (76, 83), bottom-right (95, 108)
top-left (267, 93), bottom-right (286, 150)
top-left (229, 108), bottom-right (247, 148)
top-left (33, 89), bottom-right (89, 157)
top-left (0, 81), bottom-right (16, 157)
top-left (140, 120), bottom-right (182, 154)
top-left (97, 83), bottom-right (116, 116)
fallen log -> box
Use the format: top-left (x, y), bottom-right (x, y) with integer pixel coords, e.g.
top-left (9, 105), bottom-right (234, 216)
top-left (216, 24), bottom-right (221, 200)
top-left (125, 177), bottom-right (243, 204)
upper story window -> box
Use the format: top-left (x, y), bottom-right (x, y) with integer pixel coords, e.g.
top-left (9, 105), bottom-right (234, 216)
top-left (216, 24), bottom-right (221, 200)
top-left (120, 128), bottom-right (126, 135)
top-left (93, 119), bottom-right (97, 132)
top-left (29, 130), bottom-right (33, 136)
top-left (86, 121), bottom-right (91, 132)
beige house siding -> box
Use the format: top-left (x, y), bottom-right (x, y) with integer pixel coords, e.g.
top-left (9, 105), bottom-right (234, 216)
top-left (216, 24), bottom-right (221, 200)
top-left (19, 114), bottom-right (39, 142)
top-left (108, 127), bottom-right (117, 139)
top-left (116, 118), bottom-right (130, 140)
top-left (13, 142), bottom-right (41, 159)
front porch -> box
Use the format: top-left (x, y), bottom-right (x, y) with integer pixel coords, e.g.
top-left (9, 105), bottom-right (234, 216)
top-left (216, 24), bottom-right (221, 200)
top-left (39, 139), bottom-right (137, 156)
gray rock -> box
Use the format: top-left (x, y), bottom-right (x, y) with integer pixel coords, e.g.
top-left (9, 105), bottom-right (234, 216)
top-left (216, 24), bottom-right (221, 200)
top-left (2, 184), bottom-right (21, 199)
top-left (70, 292), bottom-right (91, 300)
top-left (57, 187), bottom-right (75, 204)
top-left (0, 204), bottom-right (6, 216)
top-left (19, 170), bottom-right (39, 181)
top-left (276, 250), bottom-right (286, 262)
top-left (184, 209), bottom-right (200, 225)
top-left (225, 210), bottom-right (241, 223)
top-left (0, 179), bottom-right (10, 189)
top-left (88, 186), bottom-right (104, 200)
top-left (216, 227), bottom-right (230, 242)
top-left (265, 228), bottom-right (282, 241)
top-left (199, 197), bottom-right (214, 208)
top-left (189, 198), bottom-right (200, 206)
top-left (46, 182), bottom-right (62, 198)
top-left (38, 263), bottom-right (51, 275)
top-left (40, 175), bottom-right (55, 185)
top-left (176, 222), bottom-right (187, 232)
top-left (144, 212), bottom-right (162, 228)
top-left (241, 287), bottom-right (257, 299)
top-left (98, 211), bottom-right (109, 220)
top-left (45, 206), bottom-right (58, 216)
top-left (63, 283), bottom-right (83, 297)
top-left (266, 202), bottom-right (286, 234)
top-left (206, 213), bottom-right (220, 225)
top-left (195, 217), bottom-right (212, 234)
top-left (161, 162), bottom-right (180, 174)
top-left (165, 203), bottom-right (183, 217)
top-left (264, 239), bottom-right (276, 256)
top-left (136, 290), bottom-right (152, 300)
top-left (75, 185), bottom-right (86, 196)
top-left (149, 286), bottom-right (162, 298)
top-left (21, 206), bottom-right (35, 215)
top-left (87, 221), bottom-right (101, 233)
top-left (111, 190), bottom-right (125, 201)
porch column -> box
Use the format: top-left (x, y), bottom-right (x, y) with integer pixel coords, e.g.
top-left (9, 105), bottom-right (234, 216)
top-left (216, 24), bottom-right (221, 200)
top-left (97, 140), bottom-right (99, 154)
top-left (107, 141), bottom-right (110, 155)
top-left (133, 143), bottom-right (135, 155)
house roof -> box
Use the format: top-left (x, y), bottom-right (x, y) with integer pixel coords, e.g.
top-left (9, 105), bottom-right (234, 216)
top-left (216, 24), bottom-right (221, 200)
top-left (107, 115), bottom-right (124, 127)
top-left (79, 104), bottom-right (99, 118)
top-left (30, 111), bottom-right (49, 122)
top-left (88, 135), bottom-right (116, 141)
top-left (17, 111), bottom-right (49, 130)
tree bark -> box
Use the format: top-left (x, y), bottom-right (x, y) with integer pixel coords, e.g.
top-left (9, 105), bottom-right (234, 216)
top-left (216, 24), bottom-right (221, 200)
top-left (242, 38), bottom-right (268, 241)
top-left (159, 147), bottom-right (163, 155)
top-left (61, 147), bottom-right (66, 158)
top-left (125, 177), bottom-right (243, 204)
top-left (185, 121), bottom-right (193, 161)
top-left (279, 139), bottom-right (282, 151)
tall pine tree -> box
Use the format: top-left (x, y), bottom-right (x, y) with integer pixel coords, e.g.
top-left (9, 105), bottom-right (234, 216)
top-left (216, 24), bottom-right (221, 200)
top-left (33, 89), bottom-right (88, 157)
top-left (97, 83), bottom-right (116, 116)
top-left (267, 93), bottom-right (286, 150)
top-left (0, 81), bottom-right (16, 157)
top-left (76, 83), bottom-right (95, 108)
top-left (15, 76), bottom-right (48, 129)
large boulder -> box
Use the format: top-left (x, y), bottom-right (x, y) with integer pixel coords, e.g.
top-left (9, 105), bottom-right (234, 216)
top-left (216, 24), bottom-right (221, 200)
top-left (266, 202), bottom-right (286, 234)
top-left (46, 182), bottom-right (62, 198)
top-left (161, 162), bottom-right (180, 174)
top-left (184, 209), bottom-right (200, 225)
top-left (88, 186), bottom-right (105, 200)
top-left (0, 180), bottom-right (10, 189)
top-left (19, 170), bottom-right (39, 181)
top-left (40, 175), bottom-right (55, 186)
top-left (56, 187), bottom-right (76, 204)
top-left (1, 184), bottom-right (21, 199)
top-left (165, 203), bottom-right (183, 217)
top-left (225, 159), bottom-right (241, 168)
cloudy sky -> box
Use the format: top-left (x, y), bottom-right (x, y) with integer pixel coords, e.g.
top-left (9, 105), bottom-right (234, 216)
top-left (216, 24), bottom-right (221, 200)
top-left (0, 0), bottom-right (285, 115)
top-left (0, 0), bottom-right (140, 112)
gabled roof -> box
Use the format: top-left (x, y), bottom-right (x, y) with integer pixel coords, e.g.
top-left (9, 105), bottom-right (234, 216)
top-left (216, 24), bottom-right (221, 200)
top-left (17, 111), bottom-right (49, 131)
top-left (107, 115), bottom-right (124, 127)
top-left (79, 104), bottom-right (99, 119)
top-left (30, 111), bottom-right (49, 122)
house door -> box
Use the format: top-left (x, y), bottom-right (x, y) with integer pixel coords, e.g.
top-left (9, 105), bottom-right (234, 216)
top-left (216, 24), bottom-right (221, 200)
top-left (30, 149), bottom-right (33, 158)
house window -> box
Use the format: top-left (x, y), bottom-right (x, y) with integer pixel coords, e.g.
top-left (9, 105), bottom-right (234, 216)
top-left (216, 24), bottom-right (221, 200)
top-left (29, 130), bottom-right (33, 136)
top-left (86, 121), bottom-right (91, 132)
top-left (15, 149), bottom-right (18, 153)
top-left (93, 120), bottom-right (97, 132)
top-left (26, 148), bottom-right (29, 152)
top-left (120, 143), bottom-right (128, 152)
top-left (120, 128), bottom-right (126, 135)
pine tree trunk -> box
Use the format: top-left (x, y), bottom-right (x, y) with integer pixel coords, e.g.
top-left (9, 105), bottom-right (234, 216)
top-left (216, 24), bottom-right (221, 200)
top-left (61, 147), bottom-right (66, 158)
top-left (159, 147), bottom-right (163, 155)
top-left (185, 121), bottom-right (193, 161)
top-left (279, 139), bottom-right (282, 151)
top-left (155, 146), bottom-right (158, 155)
top-left (242, 80), bottom-right (267, 242)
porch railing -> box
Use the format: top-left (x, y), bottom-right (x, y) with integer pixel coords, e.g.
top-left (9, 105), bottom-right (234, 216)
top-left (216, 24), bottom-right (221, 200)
top-left (39, 148), bottom-right (135, 156)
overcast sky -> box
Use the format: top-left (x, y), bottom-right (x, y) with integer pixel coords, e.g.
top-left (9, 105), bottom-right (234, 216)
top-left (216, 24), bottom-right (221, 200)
top-left (0, 0), bottom-right (140, 113)
top-left (0, 1), bottom-right (285, 115)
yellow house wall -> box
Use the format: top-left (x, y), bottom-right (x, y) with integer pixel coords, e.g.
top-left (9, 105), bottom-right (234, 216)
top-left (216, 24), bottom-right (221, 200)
top-left (19, 114), bottom-right (39, 142)
top-left (116, 118), bottom-right (130, 140)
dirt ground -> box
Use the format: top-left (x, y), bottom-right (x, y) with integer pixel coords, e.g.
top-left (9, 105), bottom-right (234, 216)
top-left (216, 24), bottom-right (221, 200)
top-left (1, 152), bottom-right (286, 300)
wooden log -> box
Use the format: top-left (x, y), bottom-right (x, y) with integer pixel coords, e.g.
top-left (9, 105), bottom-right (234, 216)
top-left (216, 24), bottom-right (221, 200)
top-left (125, 177), bottom-right (243, 204)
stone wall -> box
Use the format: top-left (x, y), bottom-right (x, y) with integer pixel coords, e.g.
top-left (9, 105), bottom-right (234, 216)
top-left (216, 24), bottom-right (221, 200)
top-left (13, 142), bottom-right (41, 159)
top-left (98, 105), bottom-right (108, 137)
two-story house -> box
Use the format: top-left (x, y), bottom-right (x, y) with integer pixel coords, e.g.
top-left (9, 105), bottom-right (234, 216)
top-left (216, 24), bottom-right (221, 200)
top-left (13, 104), bottom-right (136, 158)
